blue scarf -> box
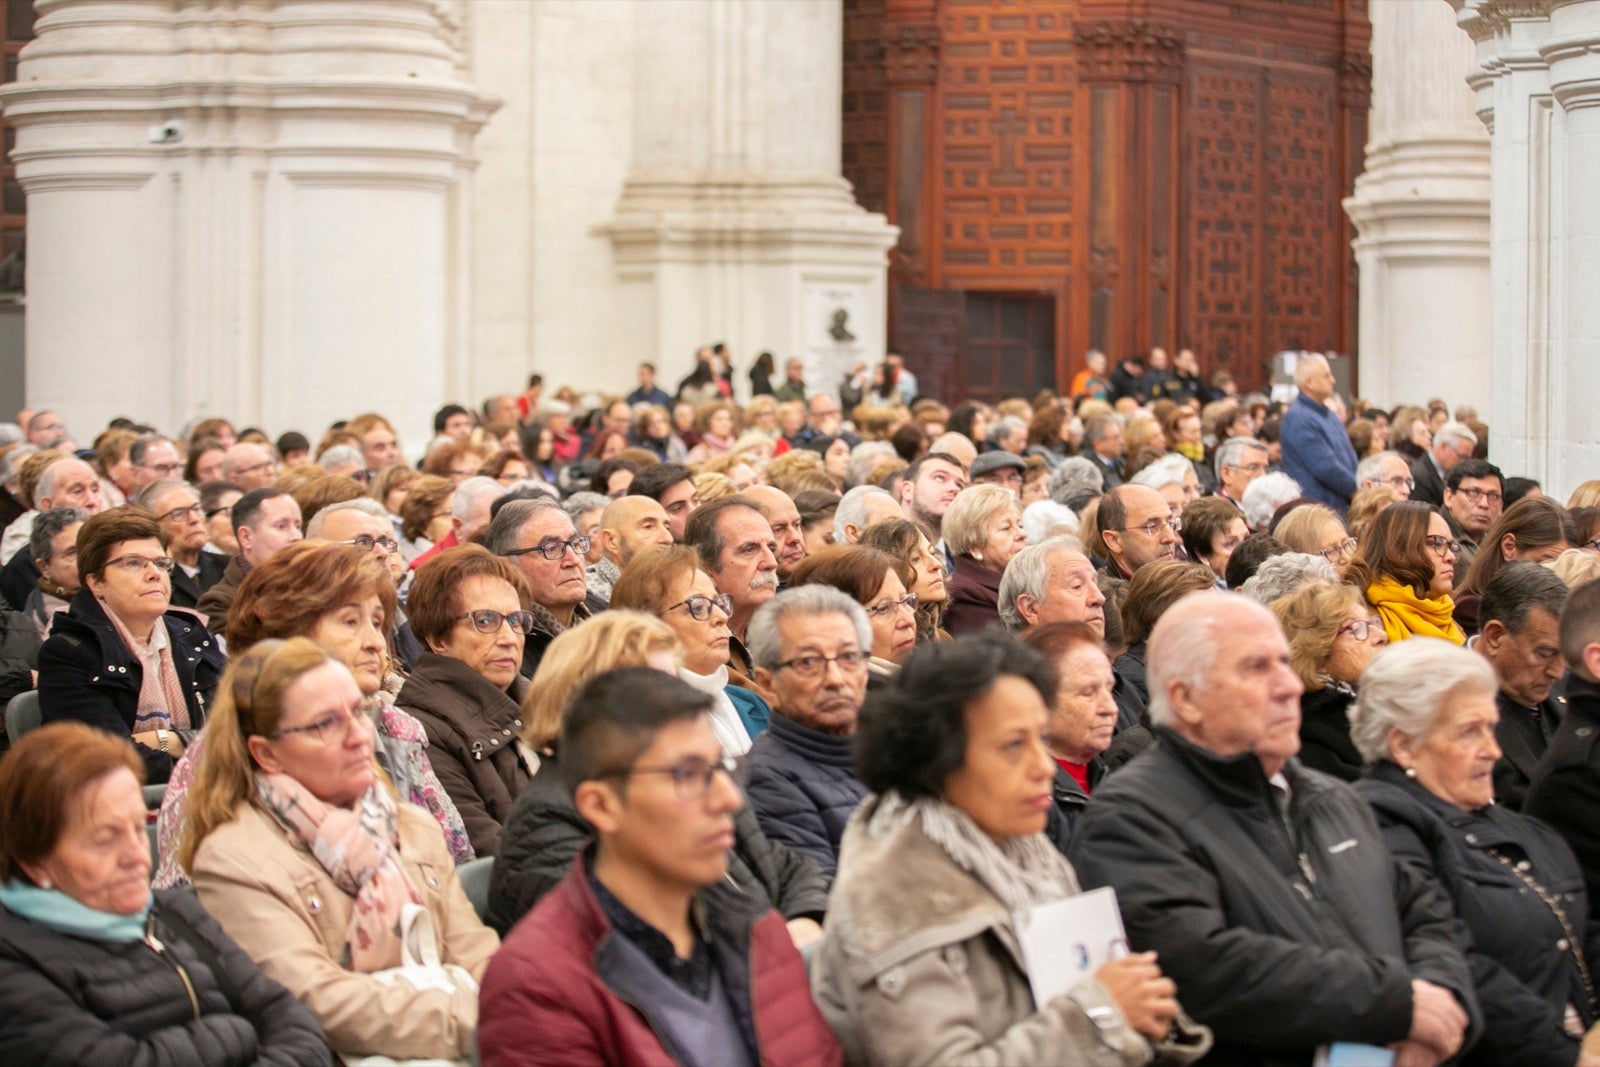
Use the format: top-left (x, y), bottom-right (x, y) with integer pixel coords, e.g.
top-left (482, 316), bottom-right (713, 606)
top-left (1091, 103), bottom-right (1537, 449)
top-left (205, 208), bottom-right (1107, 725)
top-left (0, 880), bottom-right (151, 942)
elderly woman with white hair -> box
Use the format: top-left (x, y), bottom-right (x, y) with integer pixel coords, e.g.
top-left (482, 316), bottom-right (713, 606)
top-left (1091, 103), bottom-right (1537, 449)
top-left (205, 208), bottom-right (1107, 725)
top-left (1237, 551), bottom-right (1339, 605)
top-left (1353, 639), bottom-right (1600, 1067)
top-left (942, 484), bottom-right (1027, 636)
top-left (1130, 453), bottom-right (1202, 518)
top-left (1241, 470), bottom-right (1302, 531)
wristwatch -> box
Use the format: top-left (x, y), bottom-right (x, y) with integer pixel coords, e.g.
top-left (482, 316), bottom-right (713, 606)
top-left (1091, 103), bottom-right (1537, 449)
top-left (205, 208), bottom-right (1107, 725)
top-left (156, 729), bottom-right (170, 754)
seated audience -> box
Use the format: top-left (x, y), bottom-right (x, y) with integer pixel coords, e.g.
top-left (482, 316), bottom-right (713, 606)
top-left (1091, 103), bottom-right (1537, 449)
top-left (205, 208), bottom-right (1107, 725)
top-left (1071, 591), bottom-right (1477, 1066)
top-left (1347, 500), bottom-right (1466, 644)
top-left (789, 546), bottom-right (917, 677)
top-left (0, 722), bottom-right (331, 1065)
top-left (1270, 581), bottom-right (1388, 781)
top-left (1020, 622), bottom-right (1119, 851)
top-left (479, 668), bottom-right (841, 1067)
top-left (1452, 495), bottom-right (1576, 636)
top-left (812, 632), bottom-right (1210, 1065)
top-left (857, 517), bottom-right (950, 643)
top-left (182, 638), bottom-right (498, 1061)
top-left (1354, 639), bottom-right (1600, 1067)
top-left (23, 504), bottom-right (85, 639)
top-left (397, 545), bottom-right (535, 857)
top-left (942, 484), bottom-right (1026, 635)
top-left (39, 507), bottom-right (226, 784)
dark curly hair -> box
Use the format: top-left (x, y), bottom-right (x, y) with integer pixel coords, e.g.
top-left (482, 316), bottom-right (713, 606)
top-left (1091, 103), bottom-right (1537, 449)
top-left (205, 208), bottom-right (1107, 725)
top-left (855, 631), bottom-right (1056, 800)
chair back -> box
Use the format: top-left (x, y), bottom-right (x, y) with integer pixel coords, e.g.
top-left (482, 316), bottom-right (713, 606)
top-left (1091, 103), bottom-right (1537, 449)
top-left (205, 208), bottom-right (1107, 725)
top-left (5, 690), bottom-right (40, 745)
top-left (456, 856), bottom-right (493, 923)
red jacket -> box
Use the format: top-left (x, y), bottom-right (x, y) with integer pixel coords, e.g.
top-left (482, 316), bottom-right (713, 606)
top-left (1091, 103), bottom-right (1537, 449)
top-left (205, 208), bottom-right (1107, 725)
top-left (478, 856), bottom-right (842, 1067)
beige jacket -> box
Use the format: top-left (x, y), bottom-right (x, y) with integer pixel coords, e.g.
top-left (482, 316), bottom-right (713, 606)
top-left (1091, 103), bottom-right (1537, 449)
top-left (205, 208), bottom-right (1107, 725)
top-left (811, 798), bottom-right (1210, 1067)
top-left (191, 799), bottom-right (500, 1060)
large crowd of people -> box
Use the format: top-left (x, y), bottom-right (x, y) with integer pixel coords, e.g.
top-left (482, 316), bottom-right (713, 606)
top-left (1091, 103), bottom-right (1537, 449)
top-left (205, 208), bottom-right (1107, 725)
top-left (1, 340), bottom-right (1599, 1065)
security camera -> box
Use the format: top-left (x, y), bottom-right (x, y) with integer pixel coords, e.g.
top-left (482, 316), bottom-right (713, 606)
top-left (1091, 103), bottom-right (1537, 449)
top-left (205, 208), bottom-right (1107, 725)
top-left (148, 121), bottom-right (186, 145)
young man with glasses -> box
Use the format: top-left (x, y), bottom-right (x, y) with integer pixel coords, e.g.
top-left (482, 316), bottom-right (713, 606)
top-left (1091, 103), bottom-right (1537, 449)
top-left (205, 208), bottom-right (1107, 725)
top-left (485, 498), bottom-right (599, 678)
top-left (1443, 459), bottom-right (1506, 574)
top-left (479, 667), bottom-right (841, 1067)
top-left (744, 587), bottom-right (872, 877)
top-left (1096, 484), bottom-right (1182, 580)
top-left (195, 487), bottom-right (304, 632)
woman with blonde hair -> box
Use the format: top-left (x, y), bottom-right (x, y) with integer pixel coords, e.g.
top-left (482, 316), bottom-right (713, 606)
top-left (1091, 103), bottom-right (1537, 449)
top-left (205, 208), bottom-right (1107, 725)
top-left (1347, 484), bottom-right (1399, 542)
top-left (1270, 581), bottom-right (1387, 781)
top-left (1568, 480), bottom-right (1600, 510)
top-left (1548, 546), bottom-right (1600, 588)
top-left (1273, 502), bottom-right (1357, 576)
top-left (183, 638), bottom-right (498, 1062)
top-left (486, 609), bottom-right (828, 943)
top-left (943, 484), bottom-right (1027, 635)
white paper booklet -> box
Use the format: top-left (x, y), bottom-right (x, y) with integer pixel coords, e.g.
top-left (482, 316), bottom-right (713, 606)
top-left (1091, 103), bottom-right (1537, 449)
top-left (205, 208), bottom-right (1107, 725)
top-left (1014, 885), bottom-right (1129, 1008)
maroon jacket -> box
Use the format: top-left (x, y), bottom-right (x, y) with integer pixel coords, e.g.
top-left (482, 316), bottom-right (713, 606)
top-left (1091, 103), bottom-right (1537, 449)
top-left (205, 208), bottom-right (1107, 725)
top-left (943, 553), bottom-right (1005, 636)
top-left (478, 855), bottom-right (842, 1067)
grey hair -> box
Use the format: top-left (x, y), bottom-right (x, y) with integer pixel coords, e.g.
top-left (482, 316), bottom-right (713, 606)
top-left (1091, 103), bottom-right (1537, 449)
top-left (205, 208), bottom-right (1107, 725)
top-left (305, 496), bottom-right (389, 539)
top-left (1130, 453), bottom-right (1192, 492)
top-left (1356, 450), bottom-right (1405, 488)
top-left (997, 536), bottom-right (1082, 631)
top-left (483, 496), bottom-right (565, 555)
top-left (561, 492), bottom-right (610, 524)
top-left (0, 443), bottom-right (37, 486)
top-left (847, 441), bottom-right (896, 489)
top-left (1238, 552), bottom-right (1338, 604)
top-left (1241, 471), bottom-right (1302, 530)
top-left (1146, 590), bottom-right (1257, 726)
top-left (1480, 561), bottom-right (1570, 635)
top-left (1021, 500), bottom-right (1079, 546)
top-left (834, 485), bottom-right (898, 544)
top-left (1350, 638), bottom-right (1497, 764)
top-left (34, 456), bottom-right (87, 502)
top-left (1434, 420), bottom-right (1479, 453)
top-left (1292, 352), bottom-right (1329, 390)
top-left (747, 585), bottom-right (872, 671)
top-left (993, 415), bottom-right (1027, 442)
top-left (30, 506), bottom-right (88, 564)
top-left (317, 444), bottom-right (363, 471)
top-left (1214, 435), bottom-right (1268, 479)
top-left (133, 478), bottom-right (191, 511)
top-left (450, 475), bottom-right (505, 521)
top-left (1047, 455), bottom-right (1104, 500)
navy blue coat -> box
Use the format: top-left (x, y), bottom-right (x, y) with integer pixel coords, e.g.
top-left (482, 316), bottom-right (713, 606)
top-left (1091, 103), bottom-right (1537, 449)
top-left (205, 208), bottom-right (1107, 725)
top-left (1279, 391), bottom-right (1358, 511)
top-left (742, 712), bottom-right (867, 876)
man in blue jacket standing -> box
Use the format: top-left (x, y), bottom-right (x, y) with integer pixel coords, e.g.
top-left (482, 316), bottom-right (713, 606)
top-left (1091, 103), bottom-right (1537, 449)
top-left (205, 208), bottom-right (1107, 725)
top-left (1279, 353), bottom-right (1358, 513)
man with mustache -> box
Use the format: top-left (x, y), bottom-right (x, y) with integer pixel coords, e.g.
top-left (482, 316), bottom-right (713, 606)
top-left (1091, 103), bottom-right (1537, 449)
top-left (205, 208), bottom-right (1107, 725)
top-left (742, 485), bottom-right (807, 585)
top-left (685, 498), bottom-right (779, 682)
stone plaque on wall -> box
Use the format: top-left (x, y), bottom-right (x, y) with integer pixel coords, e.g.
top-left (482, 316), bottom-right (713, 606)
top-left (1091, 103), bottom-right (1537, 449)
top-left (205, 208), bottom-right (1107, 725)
top-left (803, 280), bottom-right (870, 399)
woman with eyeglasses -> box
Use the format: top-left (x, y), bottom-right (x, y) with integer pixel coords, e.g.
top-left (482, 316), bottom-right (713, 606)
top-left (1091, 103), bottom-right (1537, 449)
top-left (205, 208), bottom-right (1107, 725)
top-left (396, 545), bottom-right (537, 857)
top-left (788, 545), bottom-right (918, 681)
top-left (1347, 501), bottom-right (1467, 645)
top-left (858, 517), bottom-right (952, 644)
top-left (943, 484), bottom-right (1029, 636)
top-left (38, 507), bottom-right (226, 784)
top-left (183, 638), bottom-right (499, 1061)
top-left (1453, 496), bottom-right (1578, 636)
top-left (1269, 581), bottom-right (1388, 782)
top-left (152, 541), bottom-right (472, 888)
top-left (1273, 501), bottom-right (1358, 577)
top-left (609, 545), bottom-right (772, 755)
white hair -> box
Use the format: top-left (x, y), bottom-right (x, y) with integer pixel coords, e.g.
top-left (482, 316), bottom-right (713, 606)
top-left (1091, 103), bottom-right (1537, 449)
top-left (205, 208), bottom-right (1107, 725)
top-left (747, 585), bottom-right (872, 671)
top-left (1356, 450), bottom-right (1406, 488)
top-left (451, 475), bottom-right (505, 520)
top-left (834, 485), bottom-right (899, 544)
top-left (997, 536), bottom-right (1084, 631)
top-left (1350, 639), bottom-right (1497, 765)
top-left (1130, 453), bottom-right (1193, 493)
top-left (306, 496), bottom-right (389, 538)
top-left (1146, 591), bottom-right (1267, 727)
top-left (1434, 420), bottom-right (1479, 452)
top-left (1047, 455), bottom-right (1104, 499)
top-left (1021, 500), bottom-right (1080, 546)
top-left (1241, 471), bottom-right (1302, 530)
top-left (1213, 435), bottom-right (1268, 479)
top-left (1238, 552), bottom-right (1337, 604)
top-left (847, 441), bottom-right (896, 489)
top-left (1292, 352), bottom-right (1329, 390)
top-left (318, 444), bottom-right (362, 471)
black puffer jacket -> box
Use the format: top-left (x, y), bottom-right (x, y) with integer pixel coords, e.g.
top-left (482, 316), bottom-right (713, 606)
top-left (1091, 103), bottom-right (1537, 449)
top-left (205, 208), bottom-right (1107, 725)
top-left (38, 591), bottom-right (226, 784)
top-left (1358, 760), bottom-right (1597, 1067)
top-left (0, 887), bottom-right (331, 1066)
top-left (1296, 682), bottom-right (1363, 782)
top-left (742, 712), bottom-right (867, 876)
top-left (487, 746), bottom-right (830, 936)
top-left (1070, 726), bottom-right (1478, 1067)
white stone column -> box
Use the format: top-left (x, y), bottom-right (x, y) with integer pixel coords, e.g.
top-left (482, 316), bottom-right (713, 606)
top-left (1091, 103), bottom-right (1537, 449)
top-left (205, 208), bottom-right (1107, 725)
top-left (601, 0), bottom-right (897, 401)
top-left (1, 0), bottom-right (497, 445)
top-left (1344, 0), bottom-right (1491, 414)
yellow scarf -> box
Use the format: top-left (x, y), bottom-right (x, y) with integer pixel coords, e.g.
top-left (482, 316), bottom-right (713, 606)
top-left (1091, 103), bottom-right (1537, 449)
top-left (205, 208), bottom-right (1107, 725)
top-left (1367, 577), bottom-right (1465, 645)
top-left (1175, 441), bottom-right (1205, 464)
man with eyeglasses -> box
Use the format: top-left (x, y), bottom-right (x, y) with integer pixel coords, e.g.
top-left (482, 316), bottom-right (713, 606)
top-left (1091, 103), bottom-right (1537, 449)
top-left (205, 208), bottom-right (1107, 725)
top-left (221, 442), bottom-right (278, 491)
top-left (1473, 563), bottom-right (1571, 812)
top-left (1213, 435), bottom-right (1270, 508)
top-left (1096, 485), bottom-right (1181, 580)
top-left (1409, 420), bottom-right (1479, 507)
top-left (134, 478), bottom-right (224, 610)
top-left (128, 434), bottom-right (185, 493)
top-left (0, 455), bottom-right (106, 611)
top-left (1355, 450), bottom-right (1414, 502)
top-left (1279, 352), bottom-right (1358, 512)
top-left (306, 498), bottom-right (405, 588)
top-left (24, 409), bottom-right (73, 451)
top-left (486, 498), bottom-right (598, 678)
top-left (195, 487), bottom-right (304, 633)
top-left (1442, 458), bottom-right (1505, 573)
top-left (479, 667), bottom-right (839, 1067)
top-left (742, 486), bottom-right (807, 584)
top-left (684, 498), bottom-right (780, 681)
top-left (744, 586), bottom-right (872, 877)
top-left (586, 496), bottom-right (674, 608)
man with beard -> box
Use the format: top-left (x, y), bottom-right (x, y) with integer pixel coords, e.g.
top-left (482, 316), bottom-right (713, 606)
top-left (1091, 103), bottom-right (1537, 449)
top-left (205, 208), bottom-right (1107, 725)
top-left (685, 498), bottom-right (779, 681)
top-left (896, 452), bottom-right (966, 568)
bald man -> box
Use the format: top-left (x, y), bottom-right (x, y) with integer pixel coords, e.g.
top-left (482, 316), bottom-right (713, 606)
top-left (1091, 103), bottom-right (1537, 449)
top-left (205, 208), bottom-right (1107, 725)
top-left (743, 485), bottom-right (806, 582)
top-left (833, 486), bottom-right (904, 545)
top-left (927, 431), bottom-right (977, 474)
top-left (1096, 484), bottom-right (1181, 579)
top-left (587, 496), bottom-right (674, 606)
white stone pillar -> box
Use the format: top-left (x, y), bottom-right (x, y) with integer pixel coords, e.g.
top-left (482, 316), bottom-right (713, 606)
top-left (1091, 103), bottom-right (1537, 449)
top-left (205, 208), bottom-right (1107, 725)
top-left (1, 0), bottom-right (497, 445)
top-left (1345, 0), bottom-right (1491, 414)
top-left (602, 0), bottom-right (897, 401)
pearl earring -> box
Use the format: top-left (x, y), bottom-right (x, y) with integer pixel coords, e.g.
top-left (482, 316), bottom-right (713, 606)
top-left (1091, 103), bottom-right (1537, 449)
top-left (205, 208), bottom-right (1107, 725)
top-left (972, 551), bottom-right (983, 561)
top-left (1404, 766), bottom-right (1417, 779)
